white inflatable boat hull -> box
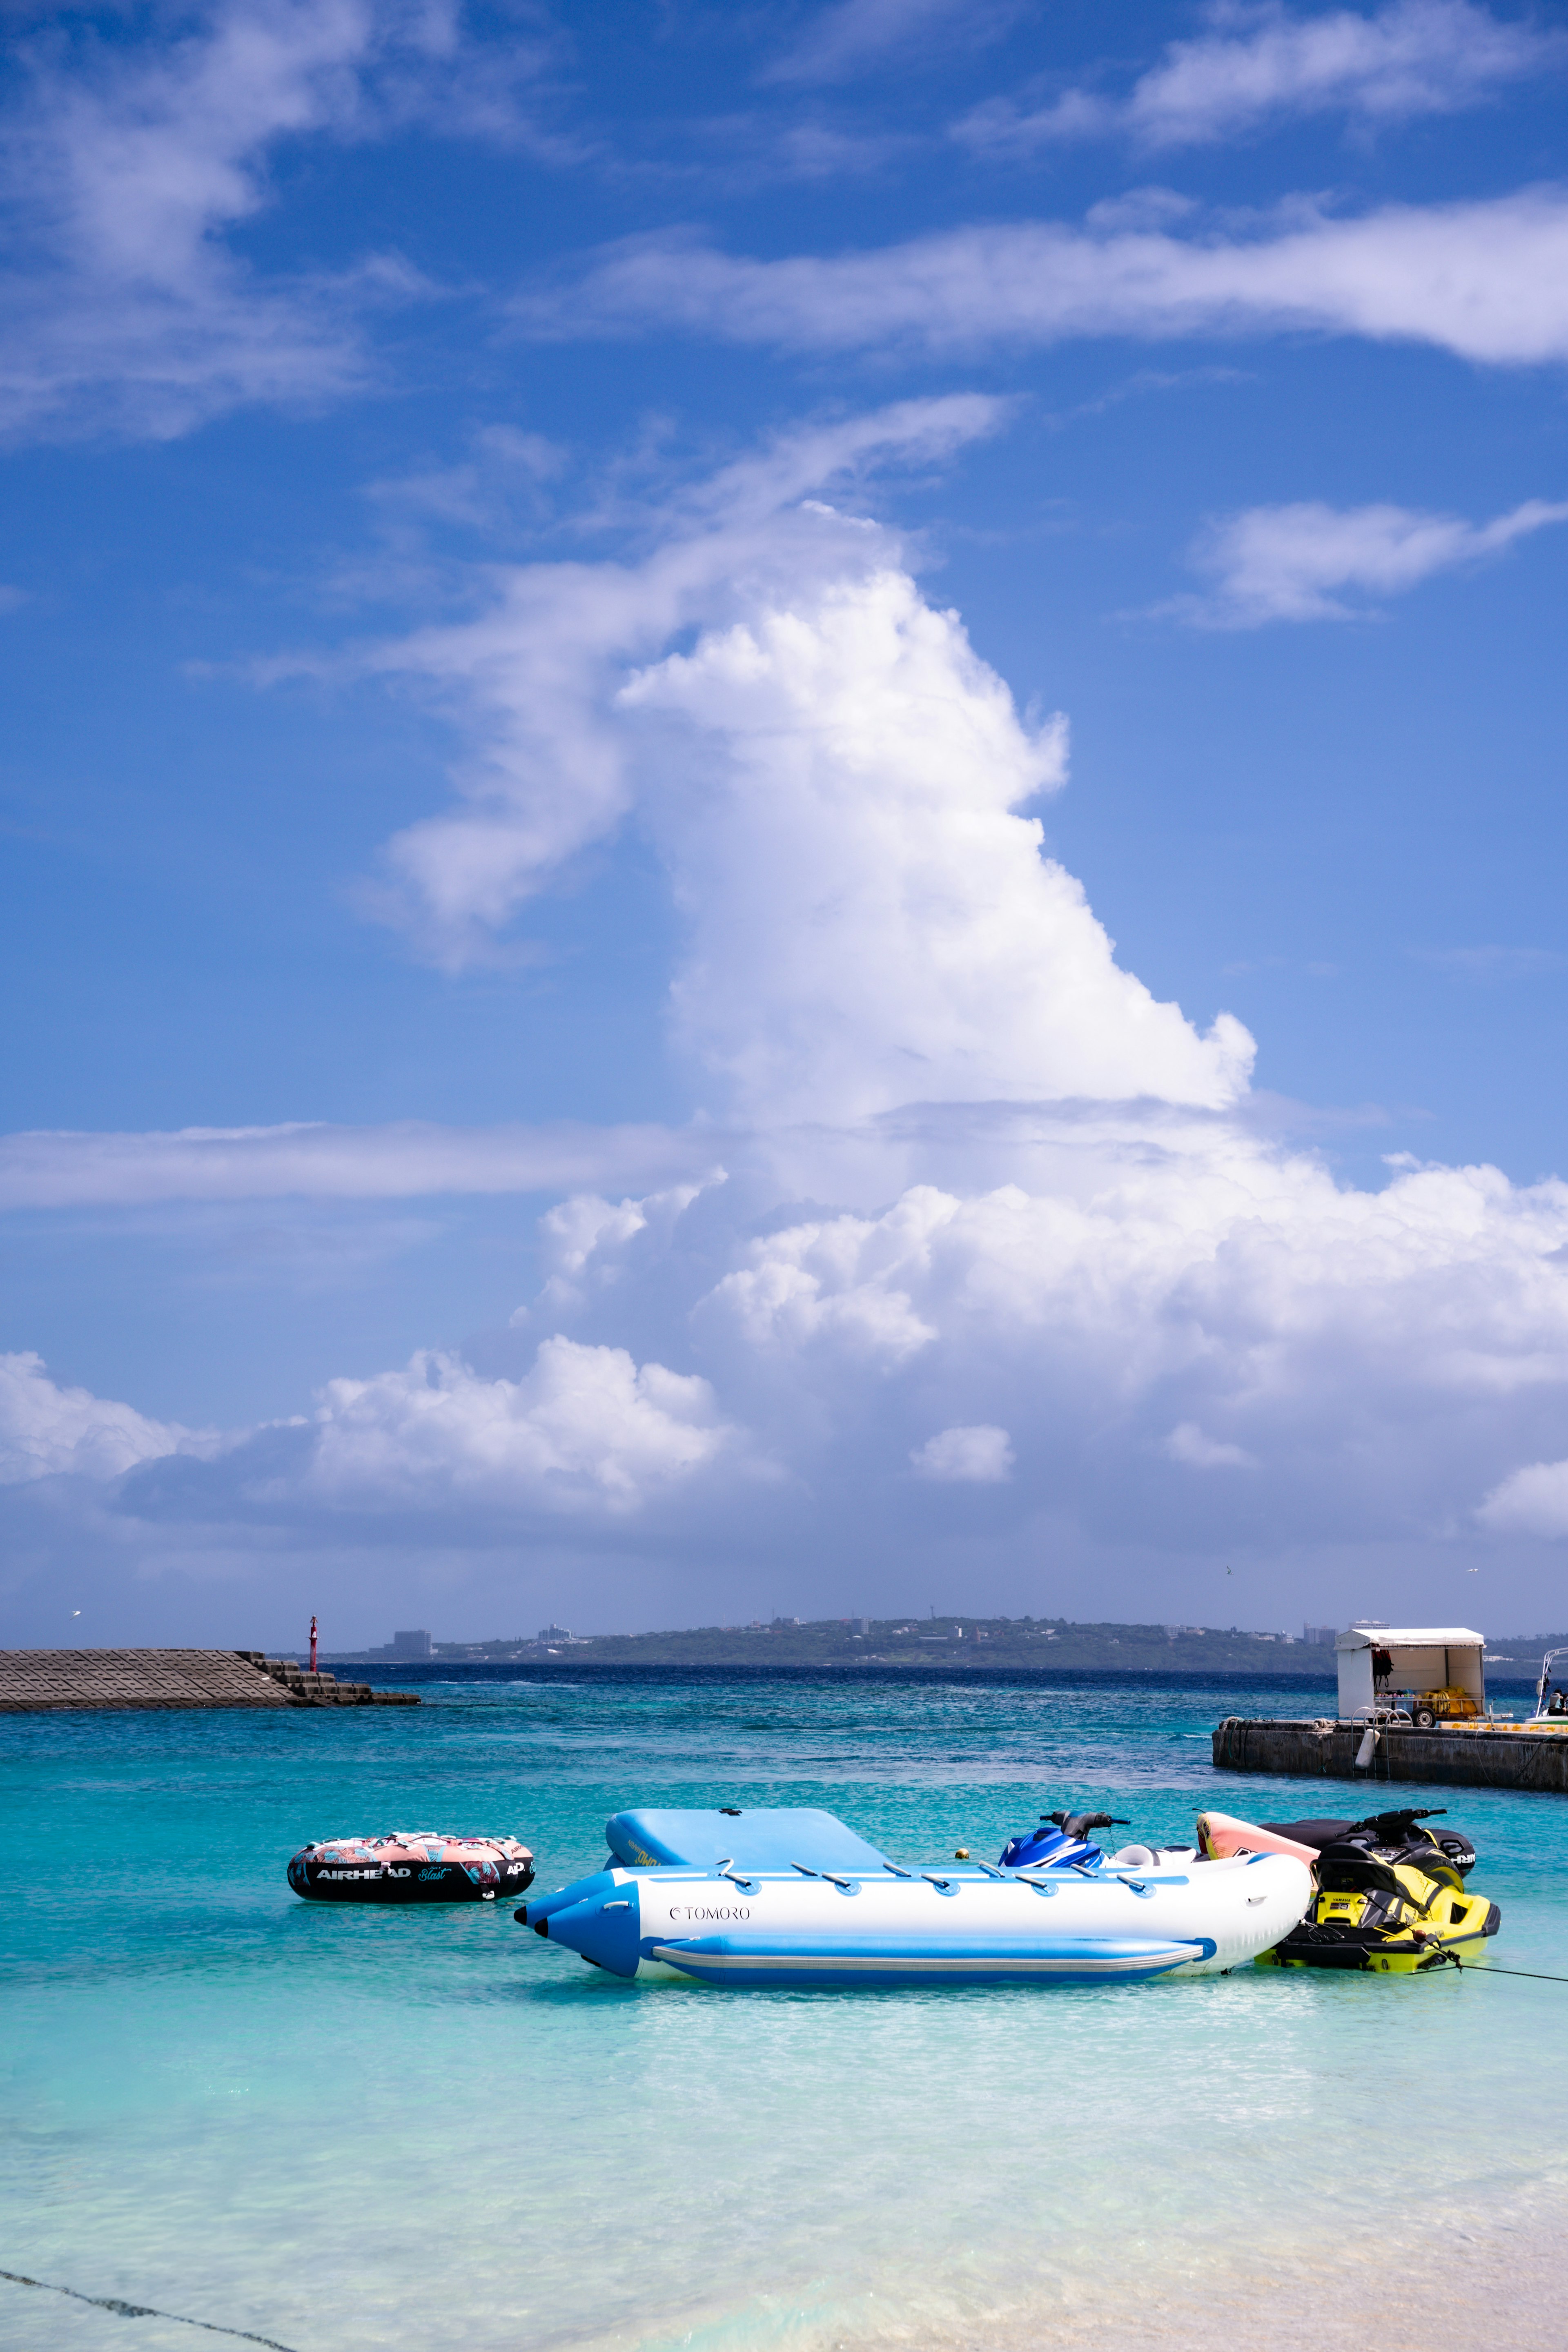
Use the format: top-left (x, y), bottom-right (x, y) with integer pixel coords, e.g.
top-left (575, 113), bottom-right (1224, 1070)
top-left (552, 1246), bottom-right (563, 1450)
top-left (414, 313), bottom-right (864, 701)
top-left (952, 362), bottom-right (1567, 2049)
top-left (531, 1851), bottom-right (1311, 1988)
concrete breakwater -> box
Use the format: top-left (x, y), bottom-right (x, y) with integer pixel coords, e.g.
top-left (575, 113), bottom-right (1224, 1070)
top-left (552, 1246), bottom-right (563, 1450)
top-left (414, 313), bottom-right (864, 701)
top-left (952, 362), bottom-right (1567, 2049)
top-left (1214, 1715), bottom-right (1568, 1792)
top-left (0, 1648), bottom-right (419, 1712)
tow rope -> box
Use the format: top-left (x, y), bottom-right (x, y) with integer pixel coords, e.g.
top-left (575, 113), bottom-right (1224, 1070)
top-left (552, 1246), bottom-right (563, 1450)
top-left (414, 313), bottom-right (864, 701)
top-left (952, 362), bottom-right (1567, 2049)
top-left (1439, 1955), bottom-right (1568, 1985)
top-left (0, 2266), bottom-right (298, 2350)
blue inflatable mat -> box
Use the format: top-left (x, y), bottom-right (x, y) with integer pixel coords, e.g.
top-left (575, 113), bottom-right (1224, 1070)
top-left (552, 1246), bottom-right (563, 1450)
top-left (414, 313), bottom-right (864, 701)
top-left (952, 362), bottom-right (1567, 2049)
top-left (605, 1806), bottom-right (892, 1874)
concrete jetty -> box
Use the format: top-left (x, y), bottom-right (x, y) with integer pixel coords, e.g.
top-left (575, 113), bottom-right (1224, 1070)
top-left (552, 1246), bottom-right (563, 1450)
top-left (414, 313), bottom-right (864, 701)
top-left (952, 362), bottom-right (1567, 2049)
top-left (0, 1649), bottom-right (418, 1713)
top-left (1213, 1715), bottom-right (1568, 1793)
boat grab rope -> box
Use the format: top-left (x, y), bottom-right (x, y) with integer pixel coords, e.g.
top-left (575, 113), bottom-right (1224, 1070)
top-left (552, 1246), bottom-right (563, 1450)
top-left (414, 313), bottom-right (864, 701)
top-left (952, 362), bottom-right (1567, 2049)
top-left (0, 2266), bottom-right (299, 2350)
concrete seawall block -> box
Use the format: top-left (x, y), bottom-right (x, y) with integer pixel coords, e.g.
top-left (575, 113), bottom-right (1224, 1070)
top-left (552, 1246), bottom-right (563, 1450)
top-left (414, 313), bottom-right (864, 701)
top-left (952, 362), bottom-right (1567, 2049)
top-left (1212, 1716), bottom-right (1568, 1793)
top-left (0, 1649), bottom-right (419, 1712)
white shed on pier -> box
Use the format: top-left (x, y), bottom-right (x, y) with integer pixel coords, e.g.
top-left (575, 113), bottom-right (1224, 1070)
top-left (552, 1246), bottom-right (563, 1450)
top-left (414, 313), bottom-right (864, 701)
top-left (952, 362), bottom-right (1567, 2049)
top-left (1334, 1626), bottom-right (1485, 1722)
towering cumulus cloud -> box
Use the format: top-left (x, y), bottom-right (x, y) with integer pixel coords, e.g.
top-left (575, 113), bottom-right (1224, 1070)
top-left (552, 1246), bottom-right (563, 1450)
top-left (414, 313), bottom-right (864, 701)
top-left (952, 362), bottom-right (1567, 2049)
top-left (622, 567), bottom-right (1251, 1124)
top-left (9, 402), bottom-right (1568, 1630)
top-left (369, 400), bottom-right (1250, 1123)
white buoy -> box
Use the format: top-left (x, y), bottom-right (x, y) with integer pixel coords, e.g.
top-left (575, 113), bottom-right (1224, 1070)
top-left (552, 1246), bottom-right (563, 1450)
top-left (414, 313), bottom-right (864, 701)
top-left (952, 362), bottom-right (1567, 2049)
top-left (1354, 1725), bottom-right (1379, 1768)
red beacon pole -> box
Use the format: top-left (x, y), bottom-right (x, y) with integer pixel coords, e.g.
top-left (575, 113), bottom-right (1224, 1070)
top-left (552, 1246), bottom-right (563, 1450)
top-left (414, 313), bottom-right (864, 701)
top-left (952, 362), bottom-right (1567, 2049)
top-left (309, 1615), bottom-right (318, 1672)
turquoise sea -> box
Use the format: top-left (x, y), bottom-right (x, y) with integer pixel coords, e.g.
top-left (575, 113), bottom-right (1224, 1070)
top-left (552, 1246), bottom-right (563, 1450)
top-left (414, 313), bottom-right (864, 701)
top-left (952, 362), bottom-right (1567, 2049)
top-left (4, 1670), bottom-right (1568, 2352)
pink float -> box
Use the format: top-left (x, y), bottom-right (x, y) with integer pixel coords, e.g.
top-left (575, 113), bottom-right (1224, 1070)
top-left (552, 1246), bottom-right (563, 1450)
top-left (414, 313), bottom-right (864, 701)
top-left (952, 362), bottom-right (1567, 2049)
top-left (1195, 1811), bottom-right (1320, 1865)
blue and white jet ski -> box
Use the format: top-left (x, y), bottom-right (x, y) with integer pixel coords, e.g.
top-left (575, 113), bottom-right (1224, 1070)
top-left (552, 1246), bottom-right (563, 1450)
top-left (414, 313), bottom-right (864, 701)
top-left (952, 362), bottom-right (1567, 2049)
top-left (515, 1806), bottom-right (1308, 1989)
top-left (999, 1809), bottom-right (1153, 1872)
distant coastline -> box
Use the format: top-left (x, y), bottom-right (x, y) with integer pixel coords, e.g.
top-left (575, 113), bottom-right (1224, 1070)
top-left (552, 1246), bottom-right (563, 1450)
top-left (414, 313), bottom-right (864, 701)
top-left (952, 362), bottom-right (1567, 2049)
top-left (307, 1614), bottom-right (1568, 1679)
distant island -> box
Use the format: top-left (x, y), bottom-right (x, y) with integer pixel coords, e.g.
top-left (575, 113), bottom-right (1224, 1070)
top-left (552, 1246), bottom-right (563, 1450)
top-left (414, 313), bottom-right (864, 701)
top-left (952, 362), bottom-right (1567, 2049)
top-left (310, 1613), bottom-right (1559, 1677)
top-left (313, 1616), bottom-right (1567, 1676)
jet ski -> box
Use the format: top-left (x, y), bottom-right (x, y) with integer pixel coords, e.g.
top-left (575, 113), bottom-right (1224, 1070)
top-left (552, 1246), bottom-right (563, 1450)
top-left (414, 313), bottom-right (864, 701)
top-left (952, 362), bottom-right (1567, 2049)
top-left (1196, 1807), bottom-right (1497, 1973)
top-left (1001, 1811), bottom-right (1136, 1871)
top-left (1271, 1810), bottom-right (1474, 1878)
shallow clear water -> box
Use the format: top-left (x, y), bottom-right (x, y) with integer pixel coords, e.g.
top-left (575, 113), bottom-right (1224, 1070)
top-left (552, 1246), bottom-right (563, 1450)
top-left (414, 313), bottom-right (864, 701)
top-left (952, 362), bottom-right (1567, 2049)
top-left (4, 1671), bottom-right (1567, 2352)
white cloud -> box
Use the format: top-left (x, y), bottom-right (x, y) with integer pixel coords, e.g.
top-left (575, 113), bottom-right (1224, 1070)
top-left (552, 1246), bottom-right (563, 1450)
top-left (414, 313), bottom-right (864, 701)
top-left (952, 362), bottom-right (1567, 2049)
top-left (364, 425), bottom-right (568, 530)
top-left (1, 0), bottom-right (381, 440)
top-left (1174, 495), bottom-right (1568, 624)
top-left (347, 392), bottom-right (1007, 963)
top-left (18, 1102), bottom-right (1568, 1591)
top-left (361, 401), bottom-right (1252, 1121)
top-left (1415, 947), bottom-right (1566, 982)
top-left (1477, 1456), bottom-right (1568, 1535)
top-left (18, 398), bottom-right (1568, 1621)
top-left (704, 1194), bottom-right (947, 1363)
top-left (956, 1), bottom-right (1562, 156)
top-left (621, 567), bottom-right (1249, 1124)
top-left (303, 1337), bottom-right (733, 1513)
top-left (529, 189), bottom-right (1568, 368)
top-left (520, 1181), bottom-right (713, 1320)
top-left (1164, 1421), bottom-right (1256, 1470)
top-left (678, 1143), bottom-right (1568, 1541)
top-left (540, 1194), bottom-right (661, 1280)
top-left (0, 0), bottom-right (565, 443)
top-left (264, 403), bottom-right (1568, 1575)
top-left (695, 1150), bottom-right (1568, 1407)
top-left (0, 1119), bottom-right (710, 1210)
top-left (766, 0), bottom-right (1015, 86)
top-left (911, 1424), bottom-right (1014, 1481)
top-left (0, 1352), bottom-right (194, 1485)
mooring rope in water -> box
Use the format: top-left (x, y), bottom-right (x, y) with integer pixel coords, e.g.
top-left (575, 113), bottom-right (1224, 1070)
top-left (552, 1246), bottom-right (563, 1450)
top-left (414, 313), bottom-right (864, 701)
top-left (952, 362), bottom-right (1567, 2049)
top-left (1443, 1956), bottom-right (1568, 1985)
top-left (0, 2265), bottom-right (299, 2350)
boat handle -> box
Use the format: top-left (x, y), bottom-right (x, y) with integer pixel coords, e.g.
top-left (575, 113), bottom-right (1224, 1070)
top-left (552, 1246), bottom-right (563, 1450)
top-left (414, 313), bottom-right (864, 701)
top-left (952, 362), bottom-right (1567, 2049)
top-left (921, 1873), bottom-right (955, 1890)
top-left (604, 1900), bottom-right (630, 1911)
top-left (789, 1860), bottom-right (820, 1876)
top-left (880, 1862), bottom-right (914, 1878)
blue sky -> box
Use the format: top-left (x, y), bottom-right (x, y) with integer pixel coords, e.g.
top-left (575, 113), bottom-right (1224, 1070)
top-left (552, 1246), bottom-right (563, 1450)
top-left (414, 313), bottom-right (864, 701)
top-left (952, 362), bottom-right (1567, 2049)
top-left (5, 0), bottom-right (1568, 1647)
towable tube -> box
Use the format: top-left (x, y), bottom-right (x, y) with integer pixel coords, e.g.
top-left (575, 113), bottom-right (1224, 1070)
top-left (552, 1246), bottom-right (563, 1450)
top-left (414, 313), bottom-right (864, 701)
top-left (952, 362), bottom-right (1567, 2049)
top-left (288, 1832), bottom-right (534, 1902)
top-left (517, 1851), bottom-right (1310, 1987)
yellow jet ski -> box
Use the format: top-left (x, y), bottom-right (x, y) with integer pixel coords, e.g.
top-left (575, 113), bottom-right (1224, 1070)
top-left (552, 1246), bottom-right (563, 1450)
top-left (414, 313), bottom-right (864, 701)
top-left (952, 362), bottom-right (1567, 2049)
top-left (1247, 1807), bottom-right (1499, 1973)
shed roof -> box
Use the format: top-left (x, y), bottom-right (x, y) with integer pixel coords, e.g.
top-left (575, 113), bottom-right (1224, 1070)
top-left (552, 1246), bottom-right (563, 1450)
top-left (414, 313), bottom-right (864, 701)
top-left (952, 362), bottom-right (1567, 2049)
top-left (1334, 1627), bottom-right (1483, 1652)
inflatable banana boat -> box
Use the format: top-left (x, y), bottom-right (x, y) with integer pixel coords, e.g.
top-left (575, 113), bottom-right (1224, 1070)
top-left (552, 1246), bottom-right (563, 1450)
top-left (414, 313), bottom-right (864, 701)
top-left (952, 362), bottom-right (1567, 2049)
top-left (1196, 1806), bottom-right (1498, 1972)
top-left (288, 1832), bottom-right (535, 1903)
top-left (516, 1807), bottom-right (1310, 1987)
